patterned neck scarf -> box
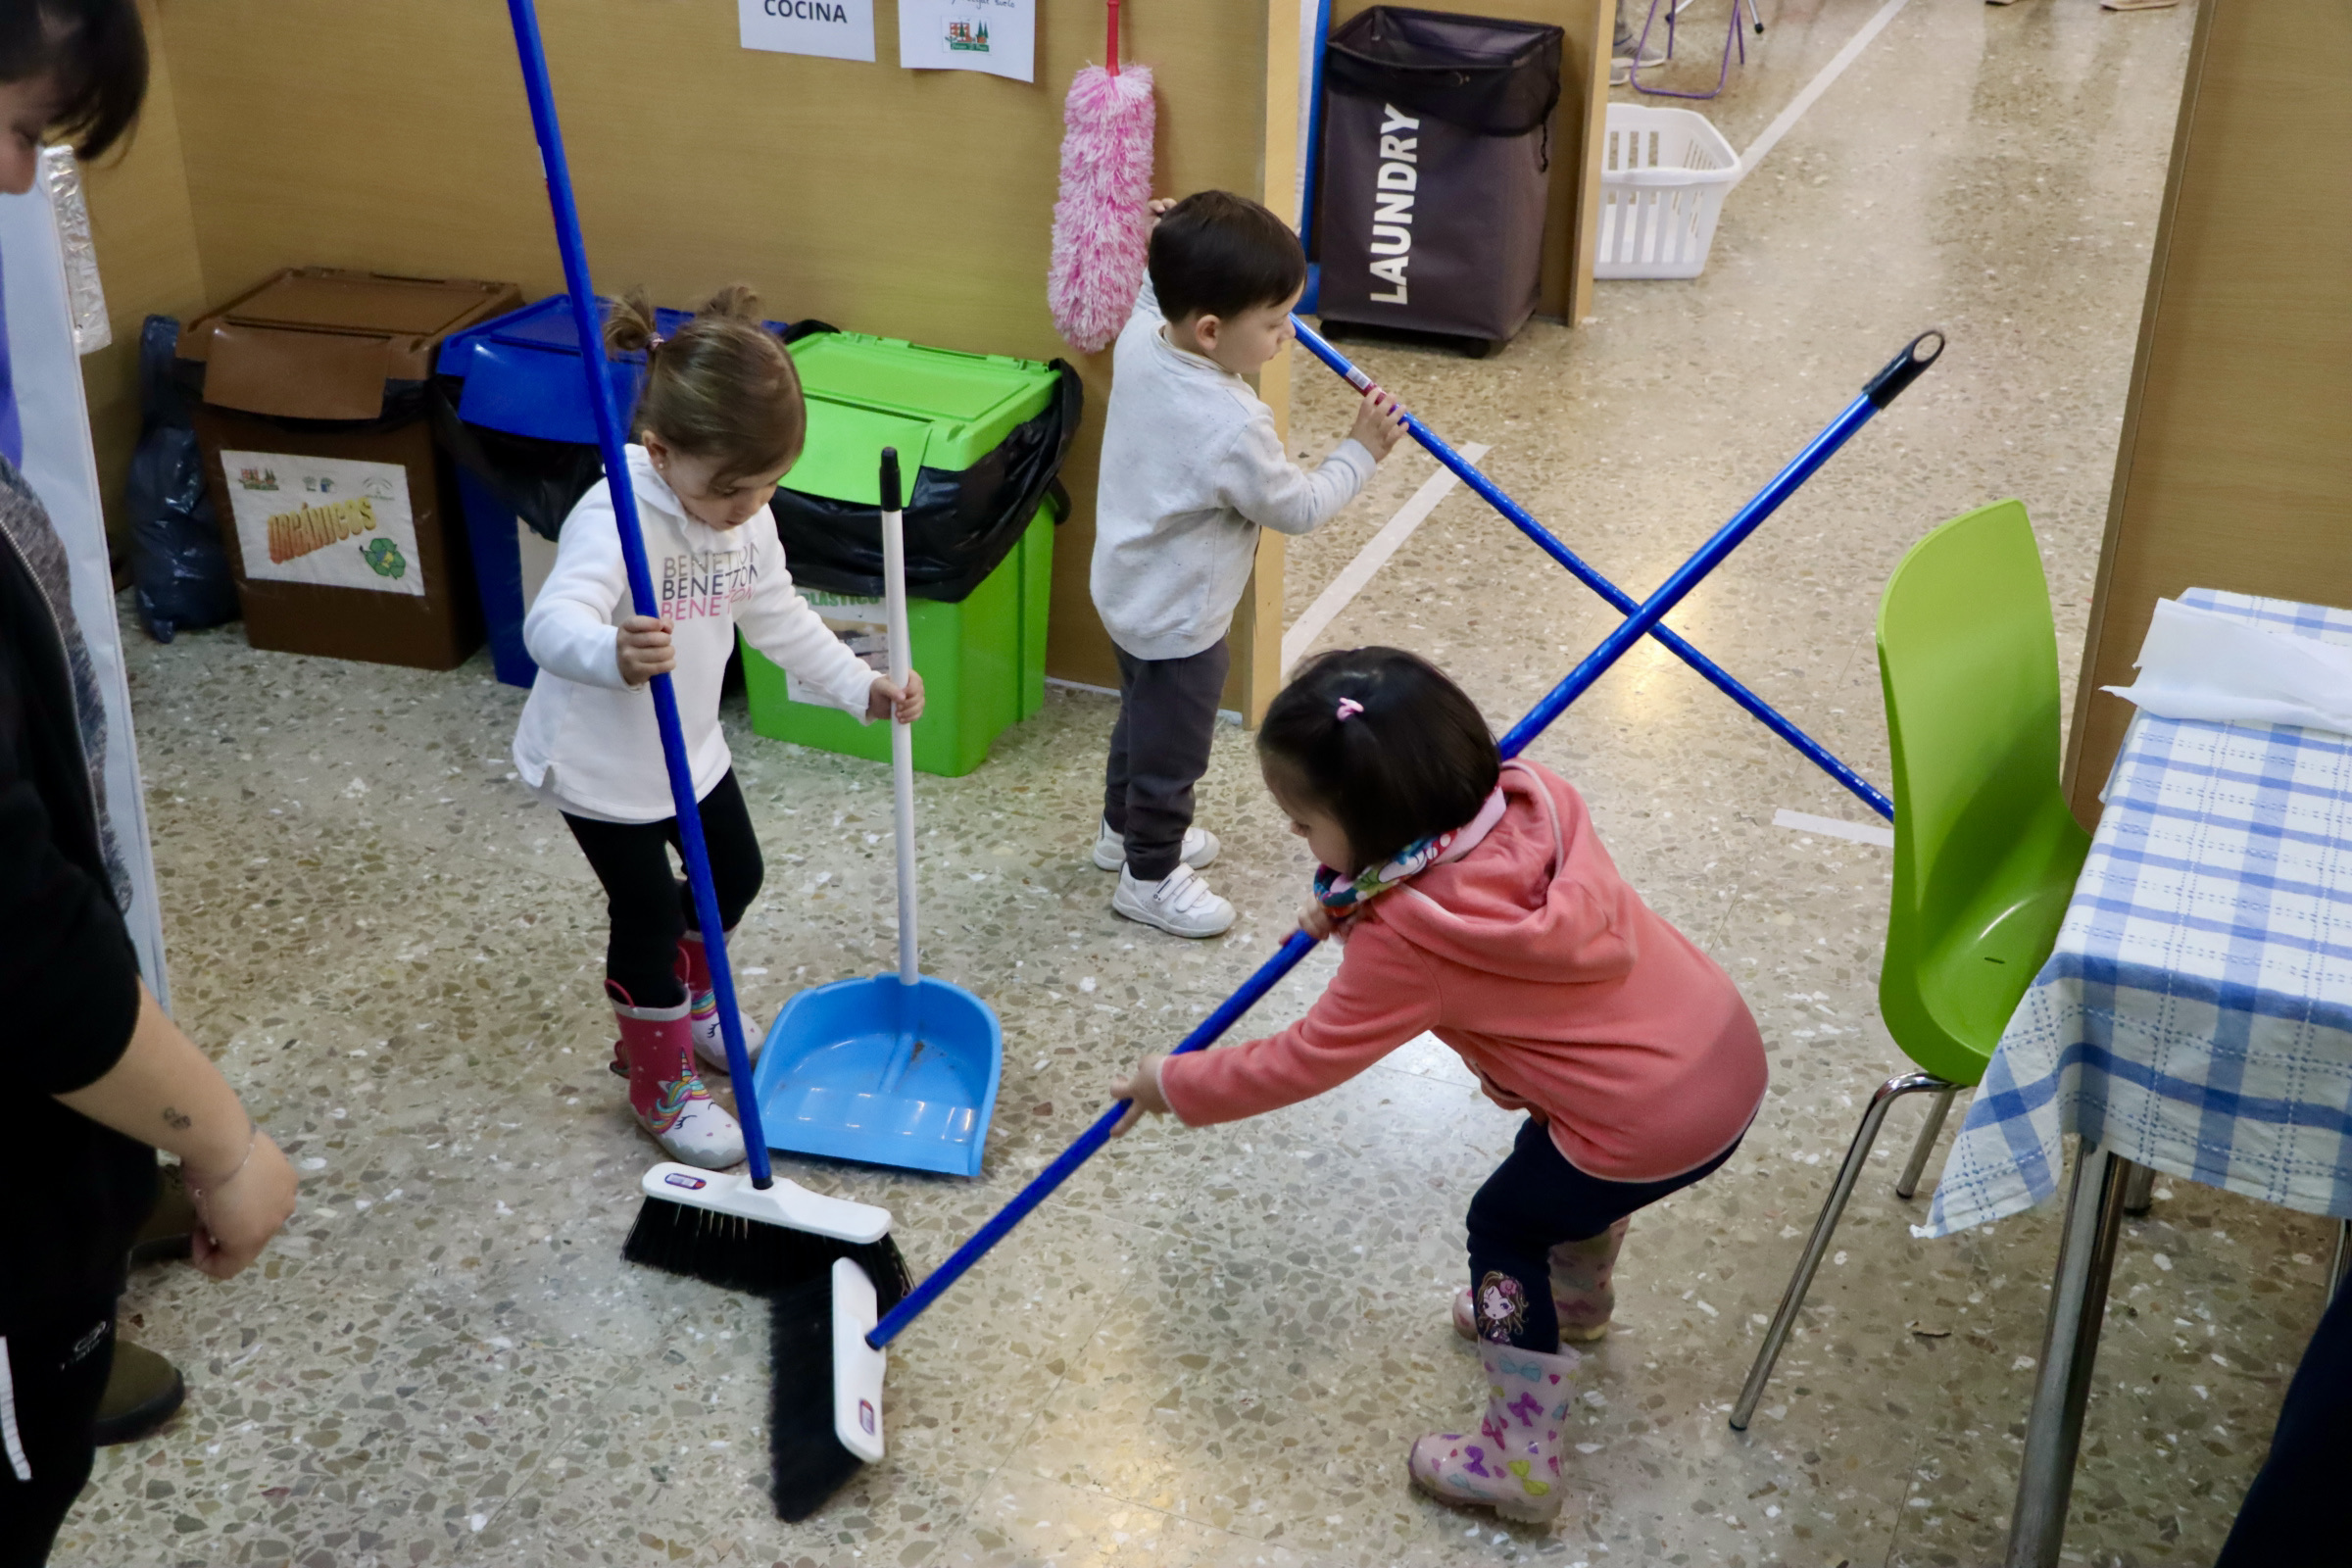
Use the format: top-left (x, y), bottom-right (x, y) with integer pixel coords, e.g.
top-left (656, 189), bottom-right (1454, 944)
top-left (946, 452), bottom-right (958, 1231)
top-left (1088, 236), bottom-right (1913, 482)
top-left (1313, 783), bottom-right (1509, 920)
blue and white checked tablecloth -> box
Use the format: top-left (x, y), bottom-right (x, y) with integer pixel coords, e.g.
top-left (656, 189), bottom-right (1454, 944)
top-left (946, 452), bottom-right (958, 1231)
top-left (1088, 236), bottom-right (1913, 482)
top-left (1924, 588), bottom-right (2352, 1239)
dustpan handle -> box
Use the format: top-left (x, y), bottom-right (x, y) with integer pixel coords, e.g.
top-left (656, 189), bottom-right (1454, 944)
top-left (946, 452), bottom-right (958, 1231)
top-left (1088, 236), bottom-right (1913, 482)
top-left (867, 330), bottom-right (1945, 1349)
top-left (882, 450), bottom-right (919, 988)
top-left (504, 0), bottom-right (776, 1185)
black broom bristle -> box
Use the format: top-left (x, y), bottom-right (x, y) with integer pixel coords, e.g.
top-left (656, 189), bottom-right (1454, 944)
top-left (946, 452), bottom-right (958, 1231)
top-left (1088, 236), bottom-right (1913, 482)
top-left (767, 1269), bottom-right (865, 1522)
top-left (622, 1194), bottom-right (911, 1299)
top-left (765, 1242), bottom-right (912, 1522)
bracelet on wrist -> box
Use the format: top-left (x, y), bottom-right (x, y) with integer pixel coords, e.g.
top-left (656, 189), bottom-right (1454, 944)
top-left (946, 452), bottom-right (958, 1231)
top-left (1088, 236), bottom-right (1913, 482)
top-left (187, 1120), bottom-right (261, 1204)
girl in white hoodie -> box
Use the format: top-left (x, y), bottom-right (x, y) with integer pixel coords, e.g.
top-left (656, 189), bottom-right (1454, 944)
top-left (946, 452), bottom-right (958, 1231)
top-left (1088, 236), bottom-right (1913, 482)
top-left (512, 287), bottom-right (923, 1168)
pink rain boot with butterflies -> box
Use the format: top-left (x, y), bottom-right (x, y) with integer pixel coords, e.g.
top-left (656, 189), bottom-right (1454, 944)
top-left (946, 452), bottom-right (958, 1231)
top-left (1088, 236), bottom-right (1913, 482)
top-left (1451, 1218), bottom-right (1630, 1345)
top-left (1407, 1337), bottom-right (1579, 1523)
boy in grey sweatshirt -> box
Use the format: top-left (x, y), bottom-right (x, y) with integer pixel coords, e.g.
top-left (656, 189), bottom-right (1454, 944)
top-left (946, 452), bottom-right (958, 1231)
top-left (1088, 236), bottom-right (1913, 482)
top-left (1089, 191), bottom-right (1404, 937)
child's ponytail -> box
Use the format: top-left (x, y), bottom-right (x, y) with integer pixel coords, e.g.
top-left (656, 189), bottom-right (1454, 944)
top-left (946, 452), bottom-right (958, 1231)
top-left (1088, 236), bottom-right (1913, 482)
top-left (1258, 648), bottom-right (1499, 873)
top-left (607, 283), bottom-right (806, 488)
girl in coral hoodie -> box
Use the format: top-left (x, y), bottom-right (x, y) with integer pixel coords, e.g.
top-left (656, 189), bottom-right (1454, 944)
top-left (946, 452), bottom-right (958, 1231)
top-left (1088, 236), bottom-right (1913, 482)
top-left (1111, 647), bottom-right (1767, 1524)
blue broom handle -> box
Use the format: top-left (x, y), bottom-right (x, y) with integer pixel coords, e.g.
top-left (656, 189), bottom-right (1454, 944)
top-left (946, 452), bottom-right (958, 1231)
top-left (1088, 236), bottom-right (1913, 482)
top-left (1291, 316), bottom-right (1903, 822)
top-left (869, 328), bottom-right (1942, 1348)
top-left (505, 0), bottom-right (775, 1187)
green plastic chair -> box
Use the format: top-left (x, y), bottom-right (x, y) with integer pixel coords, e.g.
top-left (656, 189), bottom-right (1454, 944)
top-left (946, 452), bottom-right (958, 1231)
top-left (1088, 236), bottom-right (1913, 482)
top-left (1731, 500), bottom-right (2092, 1431)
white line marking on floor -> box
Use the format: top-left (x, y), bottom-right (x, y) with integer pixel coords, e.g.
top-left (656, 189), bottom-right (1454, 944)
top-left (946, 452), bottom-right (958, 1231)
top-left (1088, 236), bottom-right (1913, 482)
top-left (1734, 0), bottom-right (1912, 186)
top-left (1774, 808), bottom-right (1894, 849)
top-left (1282, 444), bottom-right (1493, 676)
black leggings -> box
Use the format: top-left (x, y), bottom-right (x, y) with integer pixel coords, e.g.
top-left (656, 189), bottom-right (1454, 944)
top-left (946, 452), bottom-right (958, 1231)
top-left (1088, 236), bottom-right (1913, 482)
top-left (0, 1300), bottom-right (115, 1568)
top-left (1465, 1116), bottom-right (1740, 1350)
top-left (2216, 1270), bottom-right (2352, 1565)
top-left (564, 770), bottom-right (762, 1009)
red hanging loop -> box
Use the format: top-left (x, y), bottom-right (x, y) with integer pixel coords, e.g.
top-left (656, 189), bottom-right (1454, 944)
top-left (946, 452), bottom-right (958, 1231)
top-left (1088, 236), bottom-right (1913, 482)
top-left (1106, 0), bottom-right (1120, 77)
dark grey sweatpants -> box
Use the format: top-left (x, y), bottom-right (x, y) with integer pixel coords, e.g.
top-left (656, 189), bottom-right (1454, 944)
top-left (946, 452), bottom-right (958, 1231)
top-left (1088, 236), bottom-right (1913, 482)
top-left (1102, 638), bottom-right (1230, 881)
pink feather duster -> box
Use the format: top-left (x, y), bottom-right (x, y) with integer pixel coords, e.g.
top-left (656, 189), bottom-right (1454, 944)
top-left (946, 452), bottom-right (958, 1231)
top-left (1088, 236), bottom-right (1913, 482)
top-left (1048, 6), bottom-right (1154, 356)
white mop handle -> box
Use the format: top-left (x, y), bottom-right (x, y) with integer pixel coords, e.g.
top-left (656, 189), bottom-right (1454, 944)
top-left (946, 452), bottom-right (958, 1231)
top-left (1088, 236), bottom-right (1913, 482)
top-left (880, 449), bottom-right (919, 988)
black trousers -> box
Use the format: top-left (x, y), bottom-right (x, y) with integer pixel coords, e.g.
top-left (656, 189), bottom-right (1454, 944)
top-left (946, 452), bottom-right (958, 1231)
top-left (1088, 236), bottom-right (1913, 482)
top-left (1464, 1116), bottom-right (1740, 1350)
top-left (0, 1300), bottom-right (115, 1568)
top-left (2215, 1276), bottom-right (2352, 1566)
top-left (563, 769), bottom-right (762, 1009)
top-left (1102, 638), bottom-right (1230, 881)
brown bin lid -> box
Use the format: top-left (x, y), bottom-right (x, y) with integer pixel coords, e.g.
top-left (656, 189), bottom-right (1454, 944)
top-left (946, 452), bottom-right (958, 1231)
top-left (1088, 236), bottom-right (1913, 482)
top-left (179, 268), bottom-right (522, 421)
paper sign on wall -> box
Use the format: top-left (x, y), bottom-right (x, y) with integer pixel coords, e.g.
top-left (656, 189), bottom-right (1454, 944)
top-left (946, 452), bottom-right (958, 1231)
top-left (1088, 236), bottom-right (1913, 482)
top-left (786, 593), bottom-right (892, 708)
top-left (899, 0), bottom-right (1035, 82)
top-left (742, 0), bottom-right (877, 62)
top-left (220, 451), bottom-right (425, 597)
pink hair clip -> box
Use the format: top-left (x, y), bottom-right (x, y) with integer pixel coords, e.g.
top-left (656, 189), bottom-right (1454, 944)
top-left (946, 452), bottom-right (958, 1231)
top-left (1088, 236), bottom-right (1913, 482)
top-left (646, 333), bottom-right (667, 354)
top-left (1335, 697), bottom-right (1365, 721)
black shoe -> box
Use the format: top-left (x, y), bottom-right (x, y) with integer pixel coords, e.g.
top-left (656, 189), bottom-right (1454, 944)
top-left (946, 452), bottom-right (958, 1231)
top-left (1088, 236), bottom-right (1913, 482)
top-left (129, 1163), bottom-right (196, 1267)
top-left (93, 1340), bottom-right (185, 1446)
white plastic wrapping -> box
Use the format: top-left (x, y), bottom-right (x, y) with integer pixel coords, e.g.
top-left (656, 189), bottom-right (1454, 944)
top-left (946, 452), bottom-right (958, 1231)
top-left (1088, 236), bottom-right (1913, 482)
top-left (39, 146), bottom-right (110, 356)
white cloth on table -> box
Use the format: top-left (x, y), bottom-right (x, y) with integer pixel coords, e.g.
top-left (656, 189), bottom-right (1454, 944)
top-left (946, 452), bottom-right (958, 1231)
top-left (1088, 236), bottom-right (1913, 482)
top-left (1923, 588), bottom-right (2352, 1239)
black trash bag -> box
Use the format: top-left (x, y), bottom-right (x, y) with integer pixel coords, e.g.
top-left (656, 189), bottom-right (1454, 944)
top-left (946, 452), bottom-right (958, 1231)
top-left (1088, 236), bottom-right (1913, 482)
top-left (1323, 6), bottom-right (1563, 137)
top-left (127, 315), bottom-right (238, 643)
top-left (767, 363), bottom-right (1082, 604)
top-left (428, 380), bottom-right (608, 543)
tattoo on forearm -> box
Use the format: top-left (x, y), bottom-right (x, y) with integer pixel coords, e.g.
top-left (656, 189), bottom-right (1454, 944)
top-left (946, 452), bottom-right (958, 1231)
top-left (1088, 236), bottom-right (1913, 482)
top-left (163, 1105), bottom-right (192, 1131)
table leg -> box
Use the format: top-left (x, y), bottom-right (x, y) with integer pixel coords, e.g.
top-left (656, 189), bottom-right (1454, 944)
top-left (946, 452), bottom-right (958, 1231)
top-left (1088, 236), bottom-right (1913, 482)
top-left (2329, 1219), bottom-right (2351, 1305)
top-left (2005, 1145), bottom-right (2130, 1568)
top-left (2122, 1159), bottom-right (2156, 1217)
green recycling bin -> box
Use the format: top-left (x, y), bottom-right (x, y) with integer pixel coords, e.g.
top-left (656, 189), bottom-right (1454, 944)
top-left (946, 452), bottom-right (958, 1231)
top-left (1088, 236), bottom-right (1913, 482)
top-left (744, 331), bottom-right (1072, 778)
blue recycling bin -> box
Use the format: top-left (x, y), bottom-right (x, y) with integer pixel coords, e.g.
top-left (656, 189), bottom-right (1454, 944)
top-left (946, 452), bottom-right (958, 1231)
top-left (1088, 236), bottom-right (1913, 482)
top-left (432, 297), bottom-right (802, 687)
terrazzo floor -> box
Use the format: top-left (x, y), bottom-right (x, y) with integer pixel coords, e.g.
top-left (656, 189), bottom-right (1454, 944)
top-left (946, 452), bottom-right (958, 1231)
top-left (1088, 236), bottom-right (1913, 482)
top-left (58, 2), bottom-right (2330, 1565)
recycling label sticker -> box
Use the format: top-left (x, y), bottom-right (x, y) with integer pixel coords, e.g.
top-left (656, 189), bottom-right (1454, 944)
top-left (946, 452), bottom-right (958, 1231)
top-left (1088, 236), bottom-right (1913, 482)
top-left (220, 451), bottom-right (425, 598)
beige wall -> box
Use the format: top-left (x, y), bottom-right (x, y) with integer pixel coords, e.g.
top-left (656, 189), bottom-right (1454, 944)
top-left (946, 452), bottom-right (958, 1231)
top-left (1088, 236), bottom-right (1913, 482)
top-left (82, 0), bottom-right (1292, 696)
top-left (2063, 0), bottom-right (2352, 819)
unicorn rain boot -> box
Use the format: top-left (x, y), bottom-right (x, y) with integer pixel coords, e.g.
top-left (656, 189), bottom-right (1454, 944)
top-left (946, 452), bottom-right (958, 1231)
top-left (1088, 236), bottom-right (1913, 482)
top-left (609, 982), bottom-right (746, 1169)
top-left (679, 929), bottom-right (759, 1075)
top-left (1407, 1337), bottom-right (1578, 1523)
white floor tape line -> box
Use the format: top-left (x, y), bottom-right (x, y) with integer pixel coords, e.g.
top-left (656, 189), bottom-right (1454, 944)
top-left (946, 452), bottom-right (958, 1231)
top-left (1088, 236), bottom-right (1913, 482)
top-left (1774, 808), bottom-right (1894, 849)
top-left (1734, 0), bottom-right (1913, 186)
top-left (1282, 443), bottom-right (1493, 676)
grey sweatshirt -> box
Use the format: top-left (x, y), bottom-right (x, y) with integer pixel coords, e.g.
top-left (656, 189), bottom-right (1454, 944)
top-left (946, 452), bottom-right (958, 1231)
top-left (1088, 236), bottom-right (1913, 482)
top-left (1090, 283), bottom-right (1374, 661)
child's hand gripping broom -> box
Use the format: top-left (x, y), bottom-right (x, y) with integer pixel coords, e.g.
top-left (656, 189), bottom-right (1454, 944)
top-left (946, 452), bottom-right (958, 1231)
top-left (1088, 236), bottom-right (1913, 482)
top-left (770, 332), bottom-right (1947, 1519)
top-left (502, 0), bottom-right (909, 1306)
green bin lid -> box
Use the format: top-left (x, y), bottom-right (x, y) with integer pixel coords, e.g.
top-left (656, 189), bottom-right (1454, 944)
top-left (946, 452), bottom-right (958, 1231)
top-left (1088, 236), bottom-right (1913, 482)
top-left (781, 331), bottom-right (1059, 504)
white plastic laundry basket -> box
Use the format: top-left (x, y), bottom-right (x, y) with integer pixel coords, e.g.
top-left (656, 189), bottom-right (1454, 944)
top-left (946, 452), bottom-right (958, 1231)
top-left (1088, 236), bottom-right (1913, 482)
top-left (1594, 105), bottom-right (1740, 280)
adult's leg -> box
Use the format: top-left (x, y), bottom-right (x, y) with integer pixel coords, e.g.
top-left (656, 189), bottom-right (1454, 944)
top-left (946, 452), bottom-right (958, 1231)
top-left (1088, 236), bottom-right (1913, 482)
top-left (2214, 1277), bottom-right (2352, 1566)
top-left (1465, 1118), bottom-right (1739, 1350)
top-left (665, 771), bottom-right (764, 934)
top-left (564, 812), bottom-right (689, 1008)
top-left (1117, 640), bottom-right (1230, 882)
top-left (0, 1300), bottom-right (117, 1567)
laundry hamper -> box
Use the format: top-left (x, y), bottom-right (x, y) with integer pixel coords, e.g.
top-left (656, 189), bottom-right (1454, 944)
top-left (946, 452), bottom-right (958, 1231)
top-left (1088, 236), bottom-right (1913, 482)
top-left (1594, 104), bottom-right (1740, 280)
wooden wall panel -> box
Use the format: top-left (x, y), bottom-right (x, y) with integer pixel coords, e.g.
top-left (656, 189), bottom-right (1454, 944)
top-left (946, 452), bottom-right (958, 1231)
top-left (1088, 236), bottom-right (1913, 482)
top-left (112, 0), bottom-right (1286, 694)
top-left (2063, 0), bottom-right (2352, 819)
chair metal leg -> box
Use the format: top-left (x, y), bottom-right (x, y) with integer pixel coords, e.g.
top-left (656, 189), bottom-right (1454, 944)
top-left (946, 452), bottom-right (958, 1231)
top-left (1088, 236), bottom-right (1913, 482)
top-left (2005, 1145), bottom-right (2131, 1568)
top-left (2329, 1219), bottom-right (2351, 1304)
top-left (1730, 1070), bottom-right (1953, 1431)
top-left (2122, 1159), bottom-right (2157, 1216)
top-left (1894, 1086), bottom-right (1959, 1200)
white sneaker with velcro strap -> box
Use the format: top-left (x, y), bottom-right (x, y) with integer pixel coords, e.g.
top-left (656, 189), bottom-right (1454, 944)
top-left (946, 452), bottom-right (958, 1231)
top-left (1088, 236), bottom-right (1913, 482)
top-left (1093, 817), bottom-right (1220, 872)
top-left (1111, 862), bottom-right (1236, 939)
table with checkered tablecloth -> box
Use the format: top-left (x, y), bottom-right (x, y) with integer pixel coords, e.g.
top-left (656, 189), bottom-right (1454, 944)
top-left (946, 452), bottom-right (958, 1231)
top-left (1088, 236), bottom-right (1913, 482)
top-left (1924, 586), bottom-right (2352, 1240)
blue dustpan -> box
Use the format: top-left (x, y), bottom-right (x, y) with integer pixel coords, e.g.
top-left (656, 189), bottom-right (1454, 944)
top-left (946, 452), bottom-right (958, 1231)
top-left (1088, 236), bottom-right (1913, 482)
top-left (753, 449), bottom-right (1004, 1179)
top-left (754, 973), bottom-right (1001, 1177)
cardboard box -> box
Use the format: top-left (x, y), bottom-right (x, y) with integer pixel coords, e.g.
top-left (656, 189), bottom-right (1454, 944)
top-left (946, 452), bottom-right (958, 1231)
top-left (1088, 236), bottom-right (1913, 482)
top-left (179, 268), bottom-right (523, 669)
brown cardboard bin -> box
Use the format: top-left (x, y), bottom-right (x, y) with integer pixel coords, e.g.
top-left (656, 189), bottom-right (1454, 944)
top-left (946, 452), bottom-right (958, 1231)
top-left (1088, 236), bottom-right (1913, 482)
top-left (180, 269), bottom-right (524, 669)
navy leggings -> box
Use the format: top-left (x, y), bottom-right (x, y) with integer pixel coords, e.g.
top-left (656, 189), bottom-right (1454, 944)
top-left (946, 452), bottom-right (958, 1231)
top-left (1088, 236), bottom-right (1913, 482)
top-left (1466, 1115), bottom-right (1740, 1350)
top-left (2215, 1275), bottom-right (2352, 1565)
